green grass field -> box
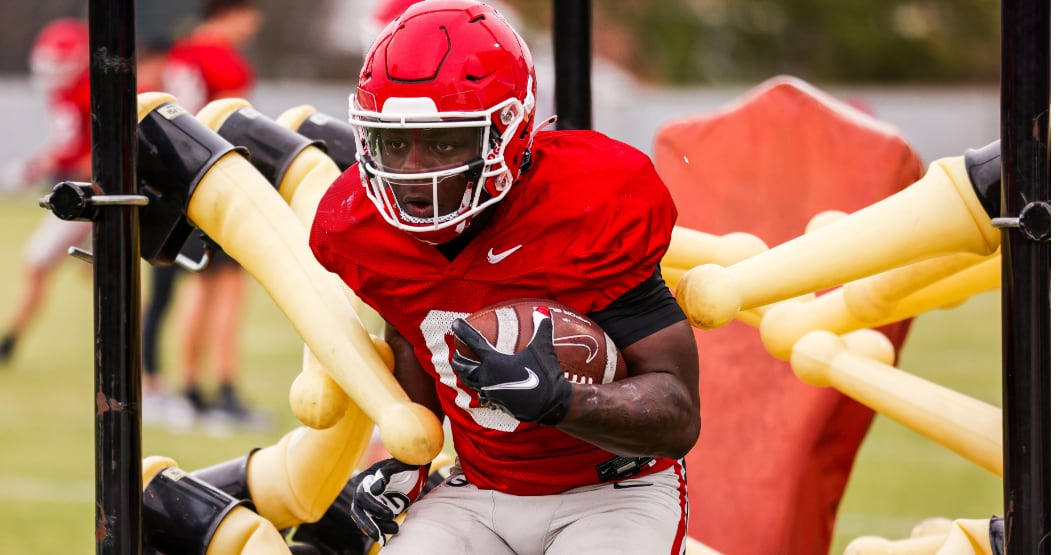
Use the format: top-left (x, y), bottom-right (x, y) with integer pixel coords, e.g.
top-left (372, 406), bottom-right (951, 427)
top-left (0, 194), bottom-right (1003, 554)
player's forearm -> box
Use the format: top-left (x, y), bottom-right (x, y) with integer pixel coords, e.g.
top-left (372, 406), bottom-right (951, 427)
top-left (557, 372), bottom-right (700, 459)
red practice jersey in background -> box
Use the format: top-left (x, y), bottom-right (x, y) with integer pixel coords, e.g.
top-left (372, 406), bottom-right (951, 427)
top-left (312, 130), bottom-right (678, 496)
top-left (44, 70), bottom-right (91, 179)
top-left (163, 34), bottom-right (254, 113)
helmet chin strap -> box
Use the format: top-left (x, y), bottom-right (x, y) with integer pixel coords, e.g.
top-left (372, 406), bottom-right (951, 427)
top-left (516, 115), bottom-right (553, 177)
top-left (533, 114), bottom-right (558, 134)
top-left (456, 185), bottom-right (473, 225)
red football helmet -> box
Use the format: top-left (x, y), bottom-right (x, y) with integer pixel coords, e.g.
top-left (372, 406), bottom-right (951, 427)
top-left (29, 18), bottom-right (90, 93)
top-left (350, 0), bottom-right (537, 244)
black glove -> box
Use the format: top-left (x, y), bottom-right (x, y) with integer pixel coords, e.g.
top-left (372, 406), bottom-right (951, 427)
top-left (349, 458), bottom-right (427, 547)
top-left (451, 306), bottom-right (573, 425)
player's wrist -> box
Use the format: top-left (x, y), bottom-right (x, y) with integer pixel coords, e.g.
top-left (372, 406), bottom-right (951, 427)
top-left (533, 378), bottom-right (573, 425)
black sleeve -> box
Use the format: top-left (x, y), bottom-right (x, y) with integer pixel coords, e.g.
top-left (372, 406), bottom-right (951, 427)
top-left (588, 266), bottom-right (687, 350)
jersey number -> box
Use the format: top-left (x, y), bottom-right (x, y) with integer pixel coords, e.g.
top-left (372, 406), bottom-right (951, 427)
top-left (421, 310), bottom-right (521, 432)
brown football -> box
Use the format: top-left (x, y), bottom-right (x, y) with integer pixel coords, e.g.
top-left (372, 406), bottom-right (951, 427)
top-left (454, 298), bottom-right (627, 385)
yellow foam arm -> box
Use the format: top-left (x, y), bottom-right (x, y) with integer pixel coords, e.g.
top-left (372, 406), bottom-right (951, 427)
top-left (276, 104), bottom-right (318, 131)
top-left (142, 455), bottom-right (179, 486)
top-left (197, 98), bottom-right (359, 430)
top-left (187, 153), bottom-right (440, 463)
top-left (244, 339), bottom-right (395, 529)
top-left (844, 535), bottom-right (948, 555)
top-left (142, 456), bottom-right (291, 555)
top-left (279, 146), bottom-right (340, 227)
top-left (247, 405), bottom-right (374, 529)
top-left (932, 519), bottom-right (995, 555)
top-left (271, 107), bottom-right (389, 328)
top-left (661, 226), bottom-right (771, 326)
top-left (843, 518), bottom-right (995, 555)
top-left (664, 211), bottom-right (836, 330)
top-left (662, 269), bottom-right (773, 327)
top-left (760, 252), bottom-right (1000, 360)
top-left (841, 328), bottom-right (897, 365)
top-left (790, 330), bottom-right (1002, 477)
top-left (205, 509), bottom-right (291, 555)
top-left (842, 252), bottom-right (994, 322)
top-left (195, 98), bottom-right (336, 223)
top-left (663, 226), bottom-right (769, 276)
top-left (288, 345), bottom-right (351, 428)
top-left (805, 209), bottom-right (850, 232)
top-left (893, 254), bottom-right (1000, 314)
top-left (276, 140), bottom-right (380, 430)
top-left (676, 156), bottom-right (1001, 329)
top-left (910, 518), bottom-right (957, 539)
top-left (138, 93), bottom-right (442, 465)
top-left (187, 152), bottom-right (440, 462)
top-left (271, 102), bottom-right (394, 423)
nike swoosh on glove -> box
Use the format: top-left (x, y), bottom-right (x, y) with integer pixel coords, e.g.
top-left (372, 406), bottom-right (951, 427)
top-left (451, 306), bottom-right (573, 425)
top-left (349, 458), bottom-right (428, 546)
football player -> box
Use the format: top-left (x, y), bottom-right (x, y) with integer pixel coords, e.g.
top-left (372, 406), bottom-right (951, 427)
top-left (309, 1), bottom-right (701, 553)
top-left (0, 18), bottom-right (92, 364)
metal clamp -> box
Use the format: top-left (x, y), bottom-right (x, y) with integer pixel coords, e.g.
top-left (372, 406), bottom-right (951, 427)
top-left (42, 181), bottom-right (210, 271)
top-left (992, 200), bottom-right (1051, 242)
top-left (175, 250), bottom-right (212, 272)
top-left (68, 246), bottom-right (212, 272)
top-left (38, 181), bottom-right (148, 222)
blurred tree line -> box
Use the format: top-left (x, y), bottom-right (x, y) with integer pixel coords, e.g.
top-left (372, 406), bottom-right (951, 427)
top-left (0, 0), bottom-right (1001, 84)
top-left (512, 0), bottom-right (1001, 84)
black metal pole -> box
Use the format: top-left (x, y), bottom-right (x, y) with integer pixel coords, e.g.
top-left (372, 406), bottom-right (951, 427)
top-left (552, 0), bottom-right (592, 130)
top-left (999, 0), bottom-right (1050, 552)
top-left (88, 0), bottom-right (142, 553)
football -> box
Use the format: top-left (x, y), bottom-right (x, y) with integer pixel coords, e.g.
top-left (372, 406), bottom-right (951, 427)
top-left (454, 298), bottom-right (627, 385)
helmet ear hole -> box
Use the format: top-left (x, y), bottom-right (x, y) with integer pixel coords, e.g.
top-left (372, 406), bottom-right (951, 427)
top-left (495, 173), bottom-right (512, 191)
top-left (500, 105), bottom-right (517, 125)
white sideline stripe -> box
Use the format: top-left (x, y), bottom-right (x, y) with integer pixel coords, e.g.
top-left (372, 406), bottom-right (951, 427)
top-left (0, 476), bottom-right (94, 504)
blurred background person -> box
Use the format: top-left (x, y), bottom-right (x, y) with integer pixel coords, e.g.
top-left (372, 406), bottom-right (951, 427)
top-left (136, 37), bottom-right (172, 93)
top-left (144, 0), bottom-right (270, 433)
top-left (0, 17), bottom-right (91, 365)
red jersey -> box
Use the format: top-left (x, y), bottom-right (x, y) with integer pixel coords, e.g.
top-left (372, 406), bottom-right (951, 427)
top-left (163, 34), bottom-right (254, 114)
top-left (44, 69), bottom-right (92, 179)
top-left (311, 130), bottom-right (678, 496)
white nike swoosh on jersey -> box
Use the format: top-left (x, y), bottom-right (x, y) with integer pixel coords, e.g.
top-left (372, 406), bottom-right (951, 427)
top-left (487, 244), bottom-right (523, 264)
top-left (480, 367), bottom-right (540, 391)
